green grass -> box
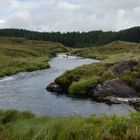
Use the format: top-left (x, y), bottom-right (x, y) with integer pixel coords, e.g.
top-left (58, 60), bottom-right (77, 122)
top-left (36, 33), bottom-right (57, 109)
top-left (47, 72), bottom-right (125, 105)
top-left (0, 37), bottom-right (68, 77)
top-left (0, 110), bottom-right (140, 140)
top-left (69, 77), bottom-right (101, 96)
top-left (71, 41), bottom-right (140, 63)
top-left (54, 41), bottom-right (140, 97)
top-left (55, 62), bottom-right (116, 96)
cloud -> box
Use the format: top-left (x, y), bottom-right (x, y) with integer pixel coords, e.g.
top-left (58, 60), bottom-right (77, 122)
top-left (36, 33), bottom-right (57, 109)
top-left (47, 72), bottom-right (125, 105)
top-left (55, 0), bottom-right (80, 10)
top-left (0, 19), bottom-right (6, 24)
top-left (0, 0), bottom-right (140, 32)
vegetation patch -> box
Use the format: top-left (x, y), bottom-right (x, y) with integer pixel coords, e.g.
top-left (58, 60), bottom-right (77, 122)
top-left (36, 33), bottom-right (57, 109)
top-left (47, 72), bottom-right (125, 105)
top-left (71, 41), bottom-right (140, 62)
top-left (51, 41), bottom-right (140, 99)
top-left (0, 110), bottom-right (139, 140)
top-left (54, 62), bottom-right (116, 96)
top-left (0, 37), bottom-right (68, 77)
top-left (69, 77), bottom-right (101, 96)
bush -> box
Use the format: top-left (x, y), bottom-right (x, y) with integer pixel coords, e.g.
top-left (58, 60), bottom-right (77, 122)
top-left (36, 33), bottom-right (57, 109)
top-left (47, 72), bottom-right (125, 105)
top-left (55, 71), bottom-right (80, 91)
top-left (0, 110), bottom-right (22, 124)
top-left (119, 70), bottom-right (137, 85)
top-left (69, 77), bottom-right (101, 96)
top-left (101, 71), bottom-right (115, 81)
top-left (0, 110), bottom-right (34, 124)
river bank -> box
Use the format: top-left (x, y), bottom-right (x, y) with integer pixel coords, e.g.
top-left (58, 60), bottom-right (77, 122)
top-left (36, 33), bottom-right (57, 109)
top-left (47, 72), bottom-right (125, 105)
top-left (0, 37), bottom-right (68, 78)
top-left (47, 41), bottom-right (140, 111)
top-left (0, 39), bottom-right (139, 113)
top-left (0, 53), bottom-right (133, 116)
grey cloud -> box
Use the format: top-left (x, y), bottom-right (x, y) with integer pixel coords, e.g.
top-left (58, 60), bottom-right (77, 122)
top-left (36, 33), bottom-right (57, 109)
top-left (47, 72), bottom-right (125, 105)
top-left (0, 0), bottom-right (140, 31)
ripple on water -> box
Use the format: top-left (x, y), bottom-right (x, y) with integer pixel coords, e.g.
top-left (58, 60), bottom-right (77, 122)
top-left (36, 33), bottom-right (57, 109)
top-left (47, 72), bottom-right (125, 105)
top-left (0, 54), bottom-right (134, 116)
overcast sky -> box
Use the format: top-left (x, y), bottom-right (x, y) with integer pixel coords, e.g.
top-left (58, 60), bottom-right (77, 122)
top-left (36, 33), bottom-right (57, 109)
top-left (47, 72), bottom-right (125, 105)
top-left (0, 0), bottom-right (140, 32)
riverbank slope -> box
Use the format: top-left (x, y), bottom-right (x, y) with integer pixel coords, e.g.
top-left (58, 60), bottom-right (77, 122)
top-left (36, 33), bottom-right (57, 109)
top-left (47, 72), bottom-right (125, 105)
top-left (0, 37), bottom-right (68, 78)
top-left (47, 41), bottom-right (140, 109)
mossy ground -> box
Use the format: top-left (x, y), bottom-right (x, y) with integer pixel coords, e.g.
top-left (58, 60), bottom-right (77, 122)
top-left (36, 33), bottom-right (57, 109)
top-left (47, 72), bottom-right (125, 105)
top-left (0, 37), bottom-right (68, 77)
top-left (55, 41), bottom-right (140, 96)
top-left (0, 110), bottom-right (139, 140)
top-left (71, 41), bottom-right (140, 62)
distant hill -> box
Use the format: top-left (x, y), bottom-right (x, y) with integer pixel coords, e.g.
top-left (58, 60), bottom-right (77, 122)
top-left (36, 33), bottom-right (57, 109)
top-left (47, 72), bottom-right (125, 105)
top-left (0, 37), bottom-right (67, 77)
top-left (0, 26), bottom-right (140, 47)
top-left (71, 40), bottom-right (140, 61)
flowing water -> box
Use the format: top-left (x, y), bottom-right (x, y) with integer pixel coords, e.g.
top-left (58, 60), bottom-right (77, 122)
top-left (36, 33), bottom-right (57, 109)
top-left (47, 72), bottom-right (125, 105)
top-left (0, 54), bottom-right (133, 116)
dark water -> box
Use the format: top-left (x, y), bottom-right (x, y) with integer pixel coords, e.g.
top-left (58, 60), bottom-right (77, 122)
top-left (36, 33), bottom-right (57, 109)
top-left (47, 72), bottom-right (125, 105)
top-left (0, 54), bottom-right (133, 116)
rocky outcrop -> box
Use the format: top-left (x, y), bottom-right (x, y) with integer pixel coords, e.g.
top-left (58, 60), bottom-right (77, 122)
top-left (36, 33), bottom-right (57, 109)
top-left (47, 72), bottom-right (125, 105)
top-left (94, 96), bottom-right (124, 104)
top-left (46, 58), bottom-right (140, 110)
top-left (133, 102), bottom-right (140, 111)
top-left (129, 99), bottom-right (140, 111)
top-left (46, 83), bottom-right (63, 93)
top-left (93, 79), bottom-right (139, 103)
top-left (109, 60), bottom-right (137, 74)
top-left (133, 78), bottom-right (140, 91)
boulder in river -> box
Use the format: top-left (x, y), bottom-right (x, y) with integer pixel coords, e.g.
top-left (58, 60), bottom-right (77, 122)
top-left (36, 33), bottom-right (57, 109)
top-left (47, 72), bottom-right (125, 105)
top-left (93, 79), bottom-right (138, 103)
top-left (129, 99), bottom-right (140, 112)
top-left (46, 82), bottom-right (63, 93)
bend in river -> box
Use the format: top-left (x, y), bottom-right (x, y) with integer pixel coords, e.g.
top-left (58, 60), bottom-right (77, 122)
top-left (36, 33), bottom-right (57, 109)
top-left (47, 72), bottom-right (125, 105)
top-left (0, 54), bottom-right (134, 116)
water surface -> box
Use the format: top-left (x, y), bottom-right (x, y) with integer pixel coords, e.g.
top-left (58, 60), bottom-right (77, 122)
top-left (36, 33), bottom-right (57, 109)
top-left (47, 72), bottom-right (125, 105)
top-left (0, 54), bottom-right (133, 116)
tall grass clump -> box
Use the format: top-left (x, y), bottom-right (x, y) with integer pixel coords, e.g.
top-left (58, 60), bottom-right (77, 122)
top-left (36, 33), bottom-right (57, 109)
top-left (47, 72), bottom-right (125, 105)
top-left (69, 77), bottom-right (101, 96)
top-left (0, 110), bottom-right (140, 140)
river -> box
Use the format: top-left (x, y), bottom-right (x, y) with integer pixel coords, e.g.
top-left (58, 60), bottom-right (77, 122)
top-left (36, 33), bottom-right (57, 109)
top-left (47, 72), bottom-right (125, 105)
top-left (0, 54), bottom-right (133, 116)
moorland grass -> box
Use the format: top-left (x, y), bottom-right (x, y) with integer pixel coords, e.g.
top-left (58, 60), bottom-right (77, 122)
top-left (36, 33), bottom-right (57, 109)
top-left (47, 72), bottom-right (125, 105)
top-left (55, 41), bottom-right (140, 96)
top-left (0, 110), bottom-right (140, 140)
top-left (71, 41), bottom-right (140, 63)
top-left (55, 62), bottom-right (116, 96)
top-left (0, 37), bottom-right (68, 77)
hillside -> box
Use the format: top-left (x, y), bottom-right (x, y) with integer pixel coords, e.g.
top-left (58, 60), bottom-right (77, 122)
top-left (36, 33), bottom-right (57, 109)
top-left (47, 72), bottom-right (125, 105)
top-left (48, 41), bottom-right (140, 107)
top-left (0, 26), bottom-right (140, 47)
top-left (71, 41), bottom-right (140, 62)
top-left (0, 37), bottom-right (68, 77)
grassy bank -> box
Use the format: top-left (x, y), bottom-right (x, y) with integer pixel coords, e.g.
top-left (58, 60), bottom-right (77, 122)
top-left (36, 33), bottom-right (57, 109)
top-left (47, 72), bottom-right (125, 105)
top-left (54, 41), bottom-right (140, 97)
top-left (0, 110), bottom-right (140, 140)
top-left (71, 41), bottom-right (140, 62)
top-left (0, 37), bottom-right (68, 78)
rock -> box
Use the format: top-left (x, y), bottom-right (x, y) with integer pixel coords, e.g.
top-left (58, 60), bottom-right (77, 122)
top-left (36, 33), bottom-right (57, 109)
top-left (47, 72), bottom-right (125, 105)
top-left (129, 99), bottom-right (140, 112)
top-left (134, 78), bottom-right (140, 91)
top-left (46, 83), bottom-right (63, 93)
top-left (109, 60), bottom-right (137, 74)
top-left (93, 79), bottom-right (138, 102)
top-left (104, 97), bottom-right (123, 104)
top-left (13, 38), bottom-right (26, 43)
top-left (134, 102), bottom-right (140, 111)
top-left (94, 96), bottom-right (122, 104)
